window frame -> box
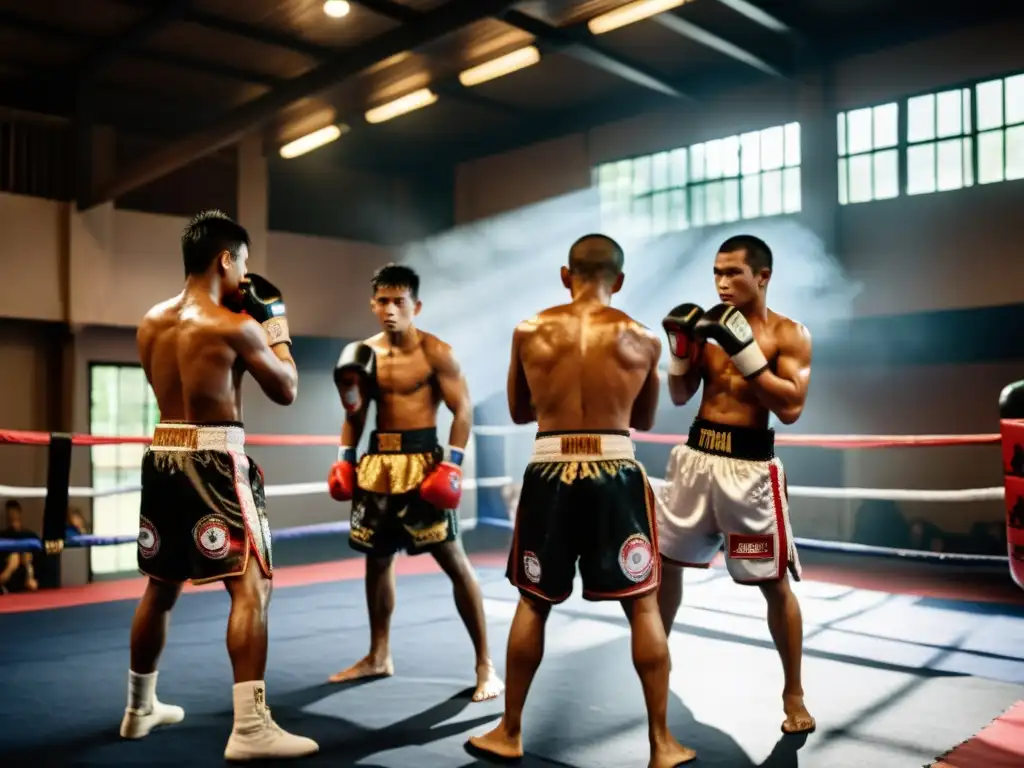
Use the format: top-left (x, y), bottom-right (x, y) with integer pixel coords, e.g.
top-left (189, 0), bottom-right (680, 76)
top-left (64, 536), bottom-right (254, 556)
top-left (593, 121), bottom-right (803, 235)
top-left (88, 362), bottom-right (159, 579)
top-left (839, 67), bottom-right (1024, 204)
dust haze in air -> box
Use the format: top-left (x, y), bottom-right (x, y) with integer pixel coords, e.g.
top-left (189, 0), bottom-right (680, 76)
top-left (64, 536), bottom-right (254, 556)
top-left (397, 187), bottom-right (862, 409)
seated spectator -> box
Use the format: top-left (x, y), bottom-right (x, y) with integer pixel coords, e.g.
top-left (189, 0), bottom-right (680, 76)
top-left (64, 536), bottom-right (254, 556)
top-left (66, 507), bottom-right (88, 537)
top-left (0, 500), bottom-right (39, 594)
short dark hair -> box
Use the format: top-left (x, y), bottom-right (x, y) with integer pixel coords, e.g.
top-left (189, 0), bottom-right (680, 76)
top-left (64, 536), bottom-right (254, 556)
top-left (371, 263), bottom-right (420, 299)
top-left (719, 235), bottom-right (772, 275)
top-left (568, 234), bottom-right (624, 283)
top-left (4, 499), bottom-right (20, 511)
top-left (181, 210), bottom-right (250, 277)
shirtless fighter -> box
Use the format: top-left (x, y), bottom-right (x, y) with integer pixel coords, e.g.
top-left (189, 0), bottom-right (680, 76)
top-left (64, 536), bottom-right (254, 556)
top-left (657, 234), bottom-right (815, 734)
top-left (124, 210), bottom-right (318, 760)
top-left (469, 235), bottom-right (695, 767)
top-left (326, 263), bottom-right (503, 702)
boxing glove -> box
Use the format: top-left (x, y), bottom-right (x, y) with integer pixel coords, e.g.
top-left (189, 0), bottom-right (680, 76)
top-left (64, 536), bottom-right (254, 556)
top-left (999, 380), bottom-right (1024, 590)
top-left (694, 303), bottom-right (769, 379)
top-left (238, 274), bottom-right (291, 346)
top-left (334, 342), bottom-right (377, 414)
top-left (420, 446), bottom-right (464, 510)
top-left (327, 447), bottom-right (357, 502)
top-left (662, 303), bottom-right (704, 376)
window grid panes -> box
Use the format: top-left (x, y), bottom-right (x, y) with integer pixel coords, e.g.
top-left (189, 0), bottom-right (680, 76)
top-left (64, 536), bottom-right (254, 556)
top-left (89, 365), bottom-right (159, 576)
top-left (594, 122), bottom-right (802, 236)
top-left (976, 73), bottom-right (1024, 184)
top-left (906, 87), bottom-right (974, 195)
top-left (837, 102), bottom-right (899, 205)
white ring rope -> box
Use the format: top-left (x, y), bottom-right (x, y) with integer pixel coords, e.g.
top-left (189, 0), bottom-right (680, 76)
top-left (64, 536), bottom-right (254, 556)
top-left (0, 477), bottom-right (1003, 502)
top-left (0, 476), bottom-right (516, 500)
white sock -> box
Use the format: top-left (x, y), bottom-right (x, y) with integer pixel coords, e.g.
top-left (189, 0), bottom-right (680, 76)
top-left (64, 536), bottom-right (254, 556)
top-left (232, 680), bottom-right (267, 727)
top-left (127, 670), bottom-right (158, 713)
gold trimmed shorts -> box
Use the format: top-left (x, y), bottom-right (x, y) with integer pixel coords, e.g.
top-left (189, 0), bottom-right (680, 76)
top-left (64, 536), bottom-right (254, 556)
top-left (349, 428), bottom-right (458, 557)
top-left (506, 430), bottom-right (659, 603)
top-left (138, 422), bottom-right (272, 585)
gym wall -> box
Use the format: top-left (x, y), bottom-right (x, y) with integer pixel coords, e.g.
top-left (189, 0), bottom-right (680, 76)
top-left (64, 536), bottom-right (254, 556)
top-left (453, 18), bottom-right (1024, 547)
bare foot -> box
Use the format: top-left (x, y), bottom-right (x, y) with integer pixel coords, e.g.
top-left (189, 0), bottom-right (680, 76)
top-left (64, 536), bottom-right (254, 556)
top-left (649, 736), bottom-right (697, 767)
top-left (472, 662), bottom-right (505, 702)
top-left (782, 692), bottom-right (816, 734)
top-left (467, 722), bottom-right (522, 760)
top-left (327, 655), bottom-right (394, 684)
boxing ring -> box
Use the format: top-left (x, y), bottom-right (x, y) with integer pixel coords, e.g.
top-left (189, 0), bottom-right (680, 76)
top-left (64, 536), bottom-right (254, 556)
top-left (1, 424), bottom-right (1022, 767)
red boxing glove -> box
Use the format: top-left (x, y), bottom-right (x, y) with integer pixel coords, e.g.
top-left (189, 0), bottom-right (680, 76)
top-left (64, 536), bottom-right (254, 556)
top-left (420, 446), bottom-right (464, 510)
top-left (328, 447), bottom-right (357, 502)
top-left (999, 381), bottom-right (1024, 590)
top-left (663, 303), bottom-right (704, 376)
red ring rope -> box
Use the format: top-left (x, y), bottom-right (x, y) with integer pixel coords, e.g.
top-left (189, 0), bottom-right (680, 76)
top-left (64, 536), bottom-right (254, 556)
top-left (0, 427), bottom-right (1001, 448)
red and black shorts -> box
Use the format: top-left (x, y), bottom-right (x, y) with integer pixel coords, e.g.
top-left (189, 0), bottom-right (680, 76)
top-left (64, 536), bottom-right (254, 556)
top-left (137, 422), bottom-right (272, 585)
top-left (507, 431), bottom-right (660, 603)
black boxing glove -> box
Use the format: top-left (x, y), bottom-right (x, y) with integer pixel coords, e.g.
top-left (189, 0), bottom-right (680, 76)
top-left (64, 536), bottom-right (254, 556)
top-left (238, 274), bottom-right (291, 346)
top-left (694, 303), bottom-right (769, 379)
top-left (662, 303), bottom-right (704, 376)
top-left (334, 342), bottom-right (376, 413)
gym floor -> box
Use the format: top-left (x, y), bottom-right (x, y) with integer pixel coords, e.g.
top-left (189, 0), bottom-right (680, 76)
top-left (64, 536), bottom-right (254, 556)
top-left (1, 553), bottom-right (1022, 767)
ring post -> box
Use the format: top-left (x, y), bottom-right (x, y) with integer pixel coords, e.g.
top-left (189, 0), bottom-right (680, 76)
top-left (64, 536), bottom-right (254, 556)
top-left (40, 432), bottom-right (73, 588)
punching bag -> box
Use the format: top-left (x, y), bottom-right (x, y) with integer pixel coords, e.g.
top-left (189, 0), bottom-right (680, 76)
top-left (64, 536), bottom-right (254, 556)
top-left (998, 380), bottom-right (1024, 590)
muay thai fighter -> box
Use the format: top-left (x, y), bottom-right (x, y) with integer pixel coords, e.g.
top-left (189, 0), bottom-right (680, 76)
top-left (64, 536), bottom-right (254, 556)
top-left (327, 263), bottom-right (503, 702)
top-left (657, 234), bottom-right (816, 734)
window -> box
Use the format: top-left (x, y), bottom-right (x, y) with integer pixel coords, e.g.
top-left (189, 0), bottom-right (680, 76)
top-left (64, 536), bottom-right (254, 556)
top-left (89, 364), bottom-right (159, 577)
top-left (906, 87), bottom-right (973, 195)
top-left (976, 73), bottom-right (1024, 184)
top-left (594, 122), bottom-right (802, 236)
top-left (837, 103), bottom-right (899, 204)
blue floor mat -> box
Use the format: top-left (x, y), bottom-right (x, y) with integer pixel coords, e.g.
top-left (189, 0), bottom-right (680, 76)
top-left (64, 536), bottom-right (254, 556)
top-left (1, 567), bottom-right (1022, 766)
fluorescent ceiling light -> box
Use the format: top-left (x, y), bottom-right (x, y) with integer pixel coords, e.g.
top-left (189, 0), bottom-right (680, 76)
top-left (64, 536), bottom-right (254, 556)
top-left (364, 88), bottom-right (438, 124)
top-left (279, 124), bottom-right (346, 159)
top-left (458, 46), bottom-right (541, 87)
top-left (588, 0), bottom-right (689, 35)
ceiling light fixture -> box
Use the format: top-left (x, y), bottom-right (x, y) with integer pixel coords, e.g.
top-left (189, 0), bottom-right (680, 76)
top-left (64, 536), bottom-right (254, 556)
top-left (588, 0), bottom-right (689, 35)
top-left (323, 0), bottom-right (351, 19)
top-left (458, 46), bottom-right (541, 87)
top-left (279, 124), bottom-right (347, 159)
top-left (364, 88), bottom-right (438, 124)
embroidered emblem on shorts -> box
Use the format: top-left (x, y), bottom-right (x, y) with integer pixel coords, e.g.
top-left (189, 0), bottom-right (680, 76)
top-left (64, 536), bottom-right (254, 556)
top-left (523, 551), bottom-right (542, 583)
top-left (138, 517), bottom-right (159, 559)
top-left (619, 534), bottom-right (654, 583)
top-left (194, 515), bottom-right (231, 559)
top-left (728, 533), bottom-right (774, 560)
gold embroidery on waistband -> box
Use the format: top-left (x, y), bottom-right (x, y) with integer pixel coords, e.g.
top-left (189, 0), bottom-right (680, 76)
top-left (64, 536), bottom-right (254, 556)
top-left (697, 427), bottom-right (732, 455)
top-left (376, 432), bottom-right (402, 453)
top-left (534, 459), bottom-right (635, 485)
top-left (560, 435), bottom-right (603, 456)
top-left (152, 426), bottom-right (199, 449)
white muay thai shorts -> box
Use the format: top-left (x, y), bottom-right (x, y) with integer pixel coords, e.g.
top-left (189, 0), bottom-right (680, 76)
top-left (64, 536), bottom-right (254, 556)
top-left (656, 418), bottom-right (800, 583)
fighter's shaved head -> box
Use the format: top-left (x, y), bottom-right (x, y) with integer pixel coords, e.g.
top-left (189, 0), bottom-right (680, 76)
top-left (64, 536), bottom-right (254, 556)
top-left (568, 234), bottom-right (624, 284)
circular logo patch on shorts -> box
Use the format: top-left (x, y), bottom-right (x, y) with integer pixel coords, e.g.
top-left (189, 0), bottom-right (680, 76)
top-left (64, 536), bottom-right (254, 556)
top-left (194, 515), bottom-right (231, 560)
top-left (619, 534), bottom-right (654, 583)
top-left (138, 517), bottom-right (159, 559)
top-left (522, 551), bottom-right (542, 584)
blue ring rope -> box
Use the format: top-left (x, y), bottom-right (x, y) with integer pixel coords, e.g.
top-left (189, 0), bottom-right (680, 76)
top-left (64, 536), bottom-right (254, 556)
top-left (0, 518), bottom-right (1009, 565)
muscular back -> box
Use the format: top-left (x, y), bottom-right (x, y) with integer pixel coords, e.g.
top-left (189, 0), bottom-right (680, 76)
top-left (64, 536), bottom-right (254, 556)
top-left (514, 303), bottom-right (660, 432)
top-left (137, 293), bottom-right (245, 423)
